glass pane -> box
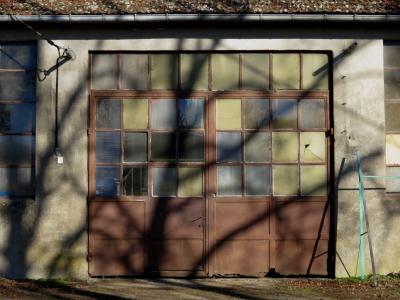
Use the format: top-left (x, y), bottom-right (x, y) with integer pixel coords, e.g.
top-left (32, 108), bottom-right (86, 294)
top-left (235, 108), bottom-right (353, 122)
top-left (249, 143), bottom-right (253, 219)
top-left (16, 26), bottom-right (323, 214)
top-left (271, 99), bottom-right (297, 129)
top-left (121, 54), bottom-right (149, 90)
top-left (92, 54), bottom-right (118, 90)
top-left (300, 132), bottom-right (326, 163)
top-left (216, 98), bottom-right (241, 130)
top-left (151, 54), bottom-right (178, 90)
top-left (386, 134), bottom-right (400, 164)
top-left (178, 167), bottom-right (203, 197)
top-left (301, 165), bottom-right (326, 196)
top-left (385, 102), bottom-right (400, 131)
top-left (151, 132), bottom-right (176, 162)
top-left (179, 132), bottom-right (204, 162)
top-left (385, 69), bottom-right (400, 100)
top-left (217, 132), bottom-right (242, 162)
top-left (302, 54), bottom-right (329, 90)
top-left (0, 103), bottom-right (35, 133)
top-left (386, 167), bottom-right (400, 193)
top-left (272, 132), bottom-right (298, 162)
top-left (245, 165), bottom-right (270, 196)
top-left (122, 167), bottom-right (148, 196)
top-left (0, 43), bottom-right (37, 69)
top-left (96, 99), bottom-right (121, 129)
top-left (0, 71), bottom-right (36, 101)
top-left (124, 132), bottom-right (147, 162)
top-left (151, 99), bottom-right (176, 129)
top-left (124, 99), bottom-right (148, 129)
top-left (178, 99), bottom-right (204, 128)
top-left (96, 166), bottom-right (120, 196)
top-left (212, 54), bottom-right (239, 90)
top-left (0, 167), bottom-right (34, 197)
top-left (96, 132), bottom-right (121, 163)
top-left (242, 54), bottom-right (269, 90)
top-left (299, 99), bottom-right (325, 129)
top-left (0, 136), bottom-right (34, 165)
top-left (217, 166), bottom-right (242, 196)
top-left (244, 132), bottom-right (270, 162)
top-left (181, 54), bottom-right (208, 90)
top-left (152, 167), bottom-right (177, 197)
top-left (272, 165), bottom-right (298, 196)
top-left (384, 45), bottom-right (400, 68)
top-left (272, 54), bottom-right (300, 90)
top-left (244, 99), bottom-right (269, 129)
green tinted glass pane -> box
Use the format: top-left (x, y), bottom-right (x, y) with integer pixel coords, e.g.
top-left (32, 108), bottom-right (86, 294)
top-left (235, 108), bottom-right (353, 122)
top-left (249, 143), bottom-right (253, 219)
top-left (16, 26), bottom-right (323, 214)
top-left (217, 166), bottom-right (242, 196)
top-left (301, 165), bottom-right (326, 196)
top-left (122, 167), bottom-right (148, 196)
top-left (302, 54), bottom-right (329, 90)
top-left (124, 99), bottom-right (148, 129)
top-left (181, 54), bottom-right (208, 90)
top-left (300, 132), bottom-right (326, 163)
top-left (151, 54), bottom-right (178, 90)
top-left (272, 54), bottom-right (300, 90)
top-left (385, 70), bottom-right (400, 100)
top-left (152, 167), bottom-right (177, 197)
top-left (242, 54), bottom-right (269, 90)
top-left (179, 99), bottom-right (204, 128)
top-left (151, 99), bottom-right (177, 129)
top-left (121, 54), bottom-right (149, 90)
top-left (299, 99), bottom-right (325, 129)
top-left (271, 99), bottom-right (297, 129)
top-left (386, 167), bottom-right (400, 193)
top-left (151, 132), bottom-right (176, 162)
top-left (244, 132), bottom-right (270, 162)
top-left (178, 167), bottom-right (203, 197)
top-left (385, 102), bottom-right (400, 131)
top-left (124, 132), bottom-right (147, 162)
top-left (212, 54), bottom-right (239, 90)
top-left (272, 132), bottom-right (298, 162)
top-left (272, 165), bottom-right (298, 196)
top-left (386, 134), bottom-right (400, 164)
top-left (244, 99), bottom-right (269, 129)
top-left (96, 99), bottom-right (121, 129)
top-left (216, 98), bottom-right (241, 130)
top-left (92, 54), bottom-right (118, 90)
top-left (179, 132), bottom-right (204, 162)
top-left (245, 165), bottom-right (271, 196)
top-left (384, 45), bottom-right (400, 68)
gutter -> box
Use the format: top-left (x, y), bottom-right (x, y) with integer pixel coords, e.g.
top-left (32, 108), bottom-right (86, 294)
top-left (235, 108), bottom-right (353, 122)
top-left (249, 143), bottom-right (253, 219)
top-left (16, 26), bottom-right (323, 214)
top-left (0, 13), bottom-right (399, 23)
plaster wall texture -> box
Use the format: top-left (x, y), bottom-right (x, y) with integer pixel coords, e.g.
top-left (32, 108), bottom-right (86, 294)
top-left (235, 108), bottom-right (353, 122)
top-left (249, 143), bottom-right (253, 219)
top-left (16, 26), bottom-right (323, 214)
top-left (0, 29), bottom-right (399, 278)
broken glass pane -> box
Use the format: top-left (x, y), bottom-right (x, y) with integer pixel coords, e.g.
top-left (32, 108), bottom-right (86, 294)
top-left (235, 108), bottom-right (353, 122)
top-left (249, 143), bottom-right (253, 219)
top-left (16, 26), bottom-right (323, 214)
top-left (300, 132), bottom-right (326, 163)
top-left (122, 166), bottom-right (148, 196)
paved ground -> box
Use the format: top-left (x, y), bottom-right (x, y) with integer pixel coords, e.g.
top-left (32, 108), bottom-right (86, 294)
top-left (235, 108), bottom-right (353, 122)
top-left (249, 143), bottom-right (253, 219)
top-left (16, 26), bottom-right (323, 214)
top-left (1, 277), bottom-right (400, 299)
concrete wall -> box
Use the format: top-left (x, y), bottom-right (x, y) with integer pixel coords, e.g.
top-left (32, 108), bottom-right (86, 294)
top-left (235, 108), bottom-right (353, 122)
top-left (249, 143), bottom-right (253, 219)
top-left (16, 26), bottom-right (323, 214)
top-left (0, 25), bottom-right (399, 278)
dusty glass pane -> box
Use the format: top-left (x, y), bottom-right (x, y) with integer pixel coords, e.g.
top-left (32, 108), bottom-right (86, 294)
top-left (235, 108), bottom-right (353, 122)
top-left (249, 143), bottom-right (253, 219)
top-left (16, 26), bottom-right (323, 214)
top-left (386, 167), bottom-right (400, 193)
top-left (272, 165), bottom-right (298, 196)
top-left (0, 136), bottom-right (34, 165)
top-left (272, 54), bottom-right (300, 90)
top-left (178, 167), bottom-right (203, 197)
top-left (216, 98), bottom-right (241, 130)
top-left (385, 70), bottom-right (400, 100)
top-left (0, 103), bottom-right (35, 133)
top-left (302, 54), bottom-right (329, 90)
top-left (217, 166), bottom-right (242, 196)
top-left (122, 167), bottom-right (148, 196)
top-left (124, 132), bottom-right (147, 162)
top-left (92, 54), bottom-right (118, 90)
top-left (271, 99), bottom-right (297, 129)
top-left (0, 71), bottom-right (36, 101)
top-left (96, 132), bottom-right (121, 163)
top-left (151, 54), bottom-right (178, 90)
top-left (244, 132), bottom-right (270, 162)
top-left (384, 45), bottom-right (400, 68)
top-left (0, 167), bottom-right (34, 197)
top-left (0, 43), bottom-right (37, 69)
top-left (299, 99), bottom-right (325, 129)
top-left (96, 99), bottom-right (121, 129)
top-left (212, 54), bottom-right (239, 90)
top-left (181, 54), bottom-right (208, 90)
top-left (245, 165), bottom-right (271, 196)
top-left (178, 132), bottom-right (204, 162)
top-left (121, 54), bottom-right (149, 90)
top-left (386, 134), bottom-right (400, 164)
top-left (244, 99), bottom-right (270, 129)
top-left (300, 132), bottom-right (326, 163)
top-left (301, 165), bottom-right (327, 196)
top-left (151, 132), bottom-right (176, 162)
top-left (217, 132), bottom-right (242, 162)
top-left (385, 102), bottom-right (400, 131)
top-left (96, 166), bottom-right (120, 196)
top-left (179, 99), bottom-right (204, 128)
top-left (242, 54), bottom-right (269, 90)
top-left (152, 167), bottom-right (177, 197)
top-left (272, 132), bottom-right (298, 162)
top-left (124, 99), bottom-right (148, 129)
top-left (151, 99), bottom-right (177, 129)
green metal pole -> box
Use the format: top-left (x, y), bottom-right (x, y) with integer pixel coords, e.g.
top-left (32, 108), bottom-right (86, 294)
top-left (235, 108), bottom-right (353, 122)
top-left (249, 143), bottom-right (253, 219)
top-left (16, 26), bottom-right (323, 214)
top-left (356, 150), bottom-right (365, 280)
